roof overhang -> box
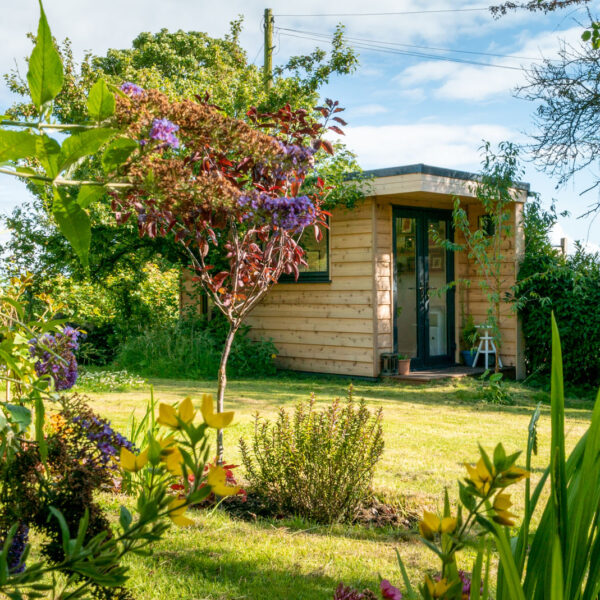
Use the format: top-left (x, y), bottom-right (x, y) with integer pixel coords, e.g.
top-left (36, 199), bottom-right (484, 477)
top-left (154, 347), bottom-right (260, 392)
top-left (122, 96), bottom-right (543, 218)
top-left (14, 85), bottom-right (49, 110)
top-left (359, 163), bottom-right (530, 203)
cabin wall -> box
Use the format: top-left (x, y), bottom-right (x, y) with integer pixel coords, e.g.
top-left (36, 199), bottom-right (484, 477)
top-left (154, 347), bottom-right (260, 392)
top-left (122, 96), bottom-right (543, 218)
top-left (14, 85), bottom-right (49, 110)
top-left (245, 199), bottom-right (377, 377)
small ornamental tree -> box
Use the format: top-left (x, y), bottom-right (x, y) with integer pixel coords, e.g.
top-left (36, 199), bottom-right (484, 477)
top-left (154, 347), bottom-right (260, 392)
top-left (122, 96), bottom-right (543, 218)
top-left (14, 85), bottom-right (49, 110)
top-left (0, 3), bottom-right (344, 460)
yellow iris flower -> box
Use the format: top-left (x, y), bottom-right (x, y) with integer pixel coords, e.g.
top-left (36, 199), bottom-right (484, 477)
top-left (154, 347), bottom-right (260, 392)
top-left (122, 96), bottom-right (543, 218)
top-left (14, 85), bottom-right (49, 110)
top-left (167, 498), bottom-right (194, 527)
top-left (120, 447), bottom-right (149, 473)
top-left (206, 465), bottom-right (240, 497)
top-left (201, 394), bottom-right (234, 429)
top-left (419, 511), bottom-right (457, 540)
top-left (425, 575), bottom-right (452, 598)
top-left (157, 397), bottom-right (196, 429)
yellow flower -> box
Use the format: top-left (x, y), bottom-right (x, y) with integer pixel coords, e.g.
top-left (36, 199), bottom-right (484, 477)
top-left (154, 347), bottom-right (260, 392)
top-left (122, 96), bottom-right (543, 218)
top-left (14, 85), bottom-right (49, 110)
top-left (206, 465), bottom-right (240, 497)
top-left (492, 492), bottom-right (518, 526)
top-left (271, 354), bottom-right (277, 359)
top-left (440, 516), bottom-right (457, 534)
top-left (201, 394), bottom-right (234, 429)
top-left (120, 447), bottom-right (149, 473)
top-left (419, 511), bottom-right (441, 540)
top-left (157, 397), bottom-right (196, 429)
top-left (465, 458), bottom-right (495, 495)
top-left (425, 575), bottom-right (452, 598)
top-left (504, 465), bottom-right (529, 483)
top-left (167, 499), bottom-right (194, 527)
top-left (163, 446), bottom-right (184, 476)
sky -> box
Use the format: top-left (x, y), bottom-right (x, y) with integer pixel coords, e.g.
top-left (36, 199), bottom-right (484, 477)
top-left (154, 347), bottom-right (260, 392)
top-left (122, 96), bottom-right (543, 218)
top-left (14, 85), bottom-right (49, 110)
top-left (1, 0), bottom-right (600, 252)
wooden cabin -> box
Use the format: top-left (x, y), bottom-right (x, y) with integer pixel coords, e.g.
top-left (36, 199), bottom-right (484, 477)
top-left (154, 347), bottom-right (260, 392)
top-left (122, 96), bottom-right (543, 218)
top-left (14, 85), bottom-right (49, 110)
top-left (182, 164), bottom-right (528, 379)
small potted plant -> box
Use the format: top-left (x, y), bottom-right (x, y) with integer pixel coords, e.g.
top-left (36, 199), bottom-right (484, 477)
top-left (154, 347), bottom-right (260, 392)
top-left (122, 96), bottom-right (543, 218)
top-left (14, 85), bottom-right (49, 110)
top-left (397, 353), bottom-right (411, 375)
top-left (460, 315), bottom-right (479, 367)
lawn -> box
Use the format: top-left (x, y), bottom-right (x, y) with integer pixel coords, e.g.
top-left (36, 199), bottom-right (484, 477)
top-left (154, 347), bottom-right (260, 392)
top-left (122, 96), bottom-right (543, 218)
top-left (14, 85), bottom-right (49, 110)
top-left (82, 373), bottom-right (593, 600)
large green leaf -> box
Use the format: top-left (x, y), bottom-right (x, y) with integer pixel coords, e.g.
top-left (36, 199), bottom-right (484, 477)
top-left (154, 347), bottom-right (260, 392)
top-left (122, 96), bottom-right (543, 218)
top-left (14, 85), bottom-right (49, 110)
top-left (27, 0), bottom-right (64, 109)
top-left (58, 127), bottom-right (117, 173)
top-left (551, 536), bottom-right (564, 600)
top-left (52, 187), bottom-right (91, 267)
top-left (87, 78), bottom-right (115, 122)
top-left (550, 314), bottom-right (568, 564)
top-left (6, 404), bottom-right (32, 433)
top-left (36, 133), bottom-right (61, 178)
top-left (101, 137), bottom-right (138, 173)
top-left (0, 130), bottom-right (38, 162)
top-left (35, 394), bottom-right (47, 463)
top-left (77, 185), bottom-right (106, 209)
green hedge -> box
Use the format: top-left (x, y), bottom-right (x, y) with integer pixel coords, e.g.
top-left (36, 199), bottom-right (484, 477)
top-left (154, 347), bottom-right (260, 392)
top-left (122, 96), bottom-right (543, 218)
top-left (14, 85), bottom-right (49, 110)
top-left (514, 200), bottom-right (600, 387)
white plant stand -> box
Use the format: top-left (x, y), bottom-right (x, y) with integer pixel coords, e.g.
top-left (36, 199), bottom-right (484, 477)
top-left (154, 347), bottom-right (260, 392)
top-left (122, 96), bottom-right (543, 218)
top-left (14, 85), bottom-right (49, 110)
top-left (473, 326), bottom-right (503, 370)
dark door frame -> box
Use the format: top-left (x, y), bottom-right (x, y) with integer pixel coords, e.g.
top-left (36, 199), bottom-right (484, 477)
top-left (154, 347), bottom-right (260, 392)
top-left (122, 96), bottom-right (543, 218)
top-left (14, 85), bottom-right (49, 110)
top-left (392, 206), bottom-right (456, 370)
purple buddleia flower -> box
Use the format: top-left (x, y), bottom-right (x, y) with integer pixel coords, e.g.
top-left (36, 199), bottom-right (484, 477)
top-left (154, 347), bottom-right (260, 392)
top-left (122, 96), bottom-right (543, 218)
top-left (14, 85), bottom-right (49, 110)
top-left (30, 327), bottom-right (82, 390)
top-left (71, 413), bottom-right (136, 468)
top-left (238, 192), bottom-right (316, 233)
top-left (1, 524), bottom-right (29, 573)
top-left (149, 118), bottom-right (180, 149)
top-left (120, 82), bottom-right (144, 97)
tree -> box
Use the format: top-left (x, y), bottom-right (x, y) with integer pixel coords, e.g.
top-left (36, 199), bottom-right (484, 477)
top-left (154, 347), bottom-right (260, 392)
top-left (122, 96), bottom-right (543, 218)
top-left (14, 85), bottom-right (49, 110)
top-left (490, 0), bottom-right (591, 17)
top-left (2, 23), bottom-right (361, 342)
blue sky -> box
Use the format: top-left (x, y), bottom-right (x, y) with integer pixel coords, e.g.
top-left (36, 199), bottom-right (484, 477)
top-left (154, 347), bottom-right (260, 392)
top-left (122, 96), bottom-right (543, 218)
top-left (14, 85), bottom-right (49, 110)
top-left (1, 0), bottom-right (599, 251)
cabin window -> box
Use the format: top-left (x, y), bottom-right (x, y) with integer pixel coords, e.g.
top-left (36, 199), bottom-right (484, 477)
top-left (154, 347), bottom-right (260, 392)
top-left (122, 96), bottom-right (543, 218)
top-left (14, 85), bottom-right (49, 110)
top-left (280, 224), bottom-right (330, 283)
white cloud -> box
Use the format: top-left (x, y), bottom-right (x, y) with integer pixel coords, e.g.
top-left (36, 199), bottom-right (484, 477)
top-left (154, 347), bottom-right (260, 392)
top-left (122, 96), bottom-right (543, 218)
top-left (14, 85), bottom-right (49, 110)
top-left (340, 122), bottom-right (519, 170)
top-left (348, 103), bottom-right (388, 117)
top-left (550, 222), bottom-right (600, 255)
top-left (397, 26), bottom-right (584, 101)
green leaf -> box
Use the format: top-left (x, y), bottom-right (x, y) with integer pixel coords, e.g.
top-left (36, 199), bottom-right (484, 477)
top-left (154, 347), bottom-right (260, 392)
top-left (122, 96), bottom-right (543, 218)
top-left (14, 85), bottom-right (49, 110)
top-left (35, 394), bottom-right (47, 462)
top-left (550, 313), bottom-right (568, 562)
top-left (582, 30), bottom-right (592, 41)
top-left (35, 133), bottom-right (61, 178)
top-left (77, 185), bottom-right (105, 209)
top-left (101, 137), bottom-right (138, 173)
top-left (27, 0), bottom-right (64, 109)
top-left (52, 187), bottom-right (91, 267)
top-left (6, 404), bottom-right (32, 432)
top-left (551, 536), bottom-right (564, 600)
top-left (0, 130), bottom-right (38, 162)
top-left (87, 78), bottom-right (115, 122)
top-left (58, 127), bottom-right (117, 173)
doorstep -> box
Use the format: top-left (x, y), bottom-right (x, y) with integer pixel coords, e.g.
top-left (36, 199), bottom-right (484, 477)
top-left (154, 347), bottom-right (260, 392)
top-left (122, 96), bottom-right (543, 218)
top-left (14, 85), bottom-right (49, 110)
top-left (383, 365), bottom-right (516, 384)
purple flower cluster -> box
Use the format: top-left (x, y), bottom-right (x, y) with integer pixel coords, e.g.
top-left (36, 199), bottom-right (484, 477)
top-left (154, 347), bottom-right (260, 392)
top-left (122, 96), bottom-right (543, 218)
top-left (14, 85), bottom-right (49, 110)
top-left (120, 82), bottom-right (145, 97)
top-left (29, 326), bottom-right (81, 391)
top-left (72, 415), bottom-right (135, 468)
top-left (276, 141), bottom-right (316, 175)
top-left (458, 570), bottom-right (482, 599)
top-left (238, 193), bottom-right (316, 232)
top-left (2, 523), bottom-right (29, 573)
top-left (149, 118), bottom-right (180, 149)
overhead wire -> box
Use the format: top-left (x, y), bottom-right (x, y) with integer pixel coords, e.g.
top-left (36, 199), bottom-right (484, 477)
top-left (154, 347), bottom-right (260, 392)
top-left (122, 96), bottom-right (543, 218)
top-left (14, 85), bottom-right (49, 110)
top-left (276, 30), bottom-right (526, 71)
top-left (274, 8), bottom-right (492, 17)
top-left (275, 26), bottom-right (550, 62)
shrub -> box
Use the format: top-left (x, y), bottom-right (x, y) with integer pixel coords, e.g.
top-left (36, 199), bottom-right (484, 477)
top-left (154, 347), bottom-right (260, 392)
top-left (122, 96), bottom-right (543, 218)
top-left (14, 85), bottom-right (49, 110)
top-left (239, 386), bottom-right (384, 524)
top-left (514, 199), bottom-right (600, 387)
top-left (115, 313), bottom-right (277, 379)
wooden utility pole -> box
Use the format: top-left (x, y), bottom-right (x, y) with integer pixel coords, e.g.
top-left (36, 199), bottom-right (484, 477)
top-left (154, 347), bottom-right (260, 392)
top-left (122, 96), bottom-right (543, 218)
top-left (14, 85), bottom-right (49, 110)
top-left (263, 8), bottom-right (273, 92)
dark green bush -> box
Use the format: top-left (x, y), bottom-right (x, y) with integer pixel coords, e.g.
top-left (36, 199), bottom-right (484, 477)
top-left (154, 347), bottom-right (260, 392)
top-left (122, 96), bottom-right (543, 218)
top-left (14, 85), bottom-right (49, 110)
top-left (239, 386), bottom-right (384, 524)
top-left (514, 200), bottom-right (600, 387)
top-left (114, 313), bottom-right (277, 379)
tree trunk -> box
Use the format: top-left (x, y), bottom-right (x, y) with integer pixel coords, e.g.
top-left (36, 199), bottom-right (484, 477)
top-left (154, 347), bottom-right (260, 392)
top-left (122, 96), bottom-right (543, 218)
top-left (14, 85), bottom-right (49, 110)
top-left (215, 321), bottom-right (238, 464)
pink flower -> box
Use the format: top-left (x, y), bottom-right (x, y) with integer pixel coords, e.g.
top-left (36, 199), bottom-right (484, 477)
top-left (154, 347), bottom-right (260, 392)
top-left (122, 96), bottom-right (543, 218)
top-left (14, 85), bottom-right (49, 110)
top-left (380, 580), bottom-right (403, 600)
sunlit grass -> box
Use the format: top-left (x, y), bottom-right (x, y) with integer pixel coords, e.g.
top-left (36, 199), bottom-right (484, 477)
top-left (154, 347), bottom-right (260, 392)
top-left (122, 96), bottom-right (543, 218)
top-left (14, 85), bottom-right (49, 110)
top-left (85, 372), bottom-right (592, 599)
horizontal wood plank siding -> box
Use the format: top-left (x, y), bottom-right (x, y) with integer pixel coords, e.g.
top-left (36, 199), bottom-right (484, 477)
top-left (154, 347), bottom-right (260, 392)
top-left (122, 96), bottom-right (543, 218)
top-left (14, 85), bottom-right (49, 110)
top-left (246, 200), bottom-right (376, 377)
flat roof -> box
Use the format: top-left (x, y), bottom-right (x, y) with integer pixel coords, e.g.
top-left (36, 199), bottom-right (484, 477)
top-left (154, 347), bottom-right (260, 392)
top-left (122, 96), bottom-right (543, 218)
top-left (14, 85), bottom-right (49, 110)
top-left (361, 163), bottom-right (531, 192)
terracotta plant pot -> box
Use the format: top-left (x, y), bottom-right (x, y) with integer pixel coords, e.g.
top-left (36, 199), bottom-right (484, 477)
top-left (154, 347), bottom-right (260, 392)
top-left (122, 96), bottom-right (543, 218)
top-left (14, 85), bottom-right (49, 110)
top-left (398, 359), bottom-right (411, 375)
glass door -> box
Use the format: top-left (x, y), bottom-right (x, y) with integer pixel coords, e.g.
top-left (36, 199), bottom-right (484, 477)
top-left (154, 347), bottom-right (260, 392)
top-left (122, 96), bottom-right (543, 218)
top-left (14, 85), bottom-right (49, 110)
top-left (393, 208), bottom-right (455, 369)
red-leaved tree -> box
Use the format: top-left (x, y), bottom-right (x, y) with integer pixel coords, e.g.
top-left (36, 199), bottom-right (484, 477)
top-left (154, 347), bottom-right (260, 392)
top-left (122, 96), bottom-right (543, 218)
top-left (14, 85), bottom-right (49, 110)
top-left (109, 85), bottom-right (344, 459)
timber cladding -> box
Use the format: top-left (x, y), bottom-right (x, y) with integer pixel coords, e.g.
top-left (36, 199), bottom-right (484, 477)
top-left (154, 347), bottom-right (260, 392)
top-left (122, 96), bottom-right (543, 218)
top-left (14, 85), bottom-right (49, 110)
top-left (245, 199), bottom-right (377, 377)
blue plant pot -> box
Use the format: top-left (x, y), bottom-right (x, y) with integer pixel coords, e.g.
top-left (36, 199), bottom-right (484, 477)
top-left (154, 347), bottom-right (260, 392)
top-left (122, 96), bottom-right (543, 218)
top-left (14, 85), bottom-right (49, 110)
top-left (461, 350), bottom-right (477, 367)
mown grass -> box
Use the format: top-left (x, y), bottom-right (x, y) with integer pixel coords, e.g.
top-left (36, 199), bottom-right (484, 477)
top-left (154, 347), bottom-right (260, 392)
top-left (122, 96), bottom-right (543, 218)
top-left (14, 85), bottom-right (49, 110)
top-left (82, 373), bottom-right (593, 600)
